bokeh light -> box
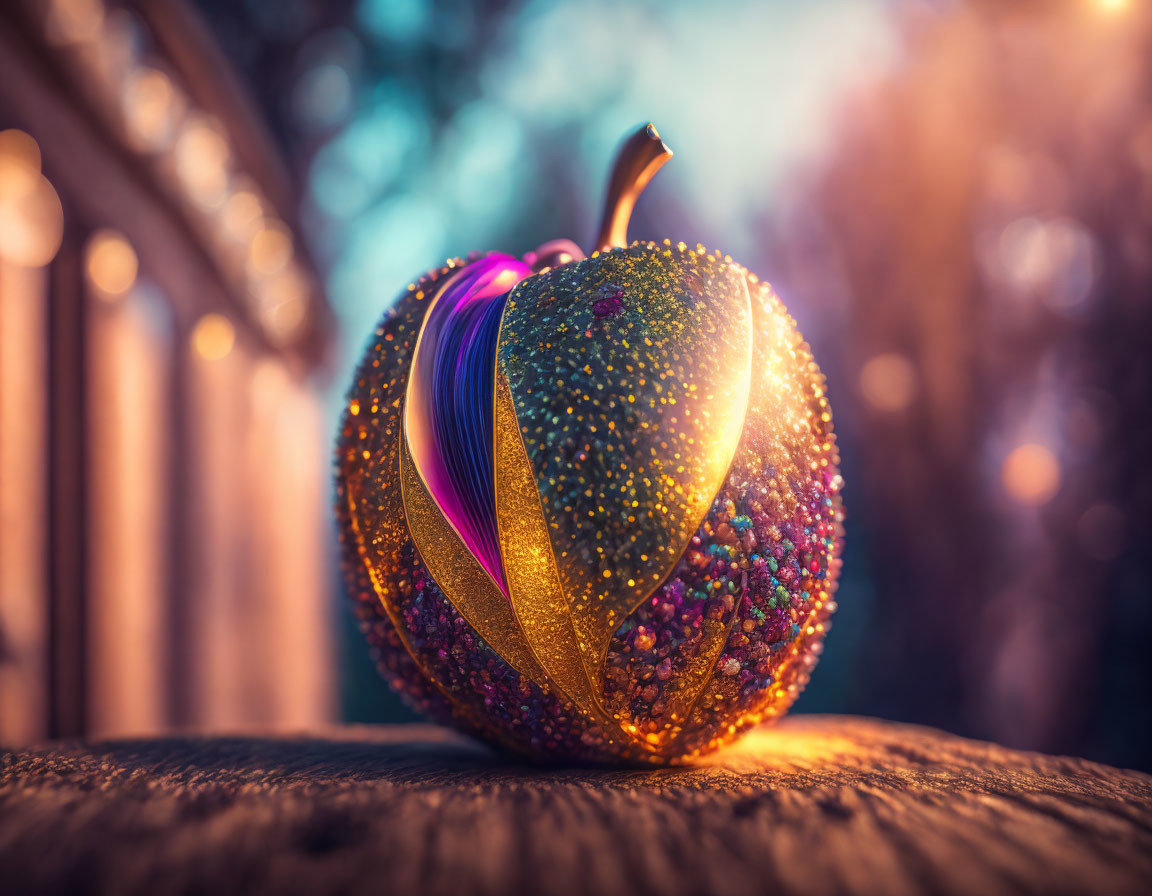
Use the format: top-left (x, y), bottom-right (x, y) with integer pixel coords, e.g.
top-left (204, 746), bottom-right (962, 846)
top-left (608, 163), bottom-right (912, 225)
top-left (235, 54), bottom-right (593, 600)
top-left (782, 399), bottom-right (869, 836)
top-left (993, 216), bottom-right (1097, 310)
top-left (0, 130), bottom-right (64, 268)
top-left (191, 312), bottom-right (236, 360)
top-left (248, 219), bottom-right (293, 277)
top-left (312, 0), bottom-right (897, 380)
top-left (222, 190), bottom-right (265, 244)
top-left (0, 129), bottom-right (42, 172)
top-left (293, 63), bottom-right (354, 132)
top-left (1001, 443), bottom-right (1062, 507)
top-left (122, 67), bottom-right (182, 152)
top-left (85, 229), bottom-right (139, 297)
top-left (357, 0), bottom-right (430, 44)
top-left (255, 266), bottom-right (310, 345)
top-left (175, 116), bottom-right (230, 209)
top-left (859, 353), bottom-right (917, 413)
top-left (307, 83), bottom-right (427, 225)
top-left (55, 0), bottom-right (1146, 770)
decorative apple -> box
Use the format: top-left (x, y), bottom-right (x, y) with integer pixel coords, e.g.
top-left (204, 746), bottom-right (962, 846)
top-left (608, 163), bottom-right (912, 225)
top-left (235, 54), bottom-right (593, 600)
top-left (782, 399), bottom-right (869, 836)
top-left (336, 124), bottom-right (843, 764)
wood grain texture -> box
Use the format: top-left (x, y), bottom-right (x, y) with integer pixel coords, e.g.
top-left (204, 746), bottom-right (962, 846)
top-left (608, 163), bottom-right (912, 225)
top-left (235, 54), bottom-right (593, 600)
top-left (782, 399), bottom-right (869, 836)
top-left (1, 716), bottom-right (1150, 896)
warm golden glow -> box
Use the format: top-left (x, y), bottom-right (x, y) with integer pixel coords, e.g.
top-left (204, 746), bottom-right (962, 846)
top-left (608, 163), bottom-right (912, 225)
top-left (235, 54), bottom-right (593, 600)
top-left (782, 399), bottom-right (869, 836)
top-left (256, 266), bottom-right (309, 344)
top-left (123, 68), bottom-right (180, 150)
top-left (175, 118), bottom-right (230, 209)
top-left (1002, 442), bottom-right (1061, 506)
top-left (260, 296), bottom-right (307, 344)
top-left (0, 130), bottom-right (41, 172)
top-left (0, 131), bottom-right (64, 268)
top-left (191, 313), bottom-right (236, 361)
top-left (222, 190), bottom-right (264, 244)
top-left (248, 219), bottom-right (293, 276)
top-left (1094, 0), bottom-right (1128, 13)
top-left (859, 352), bottom-right (917, 412)
top-left (703, 725), bottom-right (863, 770)
top-left (86, 230), bottom-right (139, 297)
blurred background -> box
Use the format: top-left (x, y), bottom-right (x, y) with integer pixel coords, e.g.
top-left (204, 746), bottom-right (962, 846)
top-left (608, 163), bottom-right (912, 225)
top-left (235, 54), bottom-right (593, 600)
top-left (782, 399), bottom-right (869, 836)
top-left (1, 0), bottom-right (1149, 771)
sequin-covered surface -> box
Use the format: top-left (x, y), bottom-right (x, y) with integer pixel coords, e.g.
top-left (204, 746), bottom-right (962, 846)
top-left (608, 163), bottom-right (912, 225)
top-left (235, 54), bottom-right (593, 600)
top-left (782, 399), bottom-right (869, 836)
top-left (496, 245), bottom-right (753, 725)
top-left (335, 241), bottom-right (843, 764)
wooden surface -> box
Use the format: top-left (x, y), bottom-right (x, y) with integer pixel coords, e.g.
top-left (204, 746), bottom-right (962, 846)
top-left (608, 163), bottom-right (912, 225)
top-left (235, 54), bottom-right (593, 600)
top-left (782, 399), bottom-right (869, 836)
top-left (2, 716), bottom-right (1150, 896)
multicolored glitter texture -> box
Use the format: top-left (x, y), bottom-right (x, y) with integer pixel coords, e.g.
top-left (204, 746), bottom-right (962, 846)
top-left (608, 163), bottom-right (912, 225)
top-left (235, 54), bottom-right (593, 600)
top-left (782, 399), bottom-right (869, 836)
top-left (335, 240), bottom-right (843, 764)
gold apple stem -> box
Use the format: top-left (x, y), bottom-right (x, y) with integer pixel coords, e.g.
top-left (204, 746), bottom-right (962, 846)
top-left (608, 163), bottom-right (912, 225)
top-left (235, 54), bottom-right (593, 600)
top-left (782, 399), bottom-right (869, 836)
top-left (594, 123), bottom-right (673, 252)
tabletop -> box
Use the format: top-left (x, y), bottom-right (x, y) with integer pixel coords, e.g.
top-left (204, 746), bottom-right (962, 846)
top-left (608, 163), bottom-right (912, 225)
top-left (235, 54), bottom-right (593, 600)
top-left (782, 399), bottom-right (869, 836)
top-left (2, 715), bottom-right (1150, 896)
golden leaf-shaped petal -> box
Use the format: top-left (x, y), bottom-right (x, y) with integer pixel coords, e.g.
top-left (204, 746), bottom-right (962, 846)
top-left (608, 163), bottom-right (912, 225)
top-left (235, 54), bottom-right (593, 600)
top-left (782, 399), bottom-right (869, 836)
top-left (496, 244), bottom-right (753, 712)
